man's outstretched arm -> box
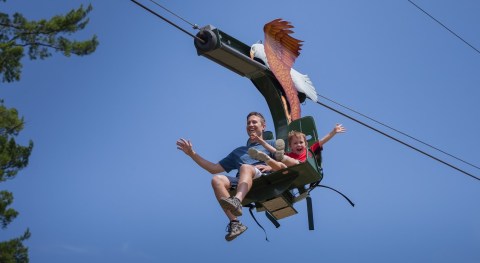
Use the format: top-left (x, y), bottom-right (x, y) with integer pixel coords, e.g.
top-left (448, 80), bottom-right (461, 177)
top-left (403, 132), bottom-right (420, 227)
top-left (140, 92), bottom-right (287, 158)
top-left (176, 138), bottom-right (225, 174)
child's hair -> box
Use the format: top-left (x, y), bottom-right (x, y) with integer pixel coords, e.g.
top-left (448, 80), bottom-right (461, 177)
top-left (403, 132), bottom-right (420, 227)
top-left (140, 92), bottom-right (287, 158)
top-left (287, 130), bottom-right (308, 147)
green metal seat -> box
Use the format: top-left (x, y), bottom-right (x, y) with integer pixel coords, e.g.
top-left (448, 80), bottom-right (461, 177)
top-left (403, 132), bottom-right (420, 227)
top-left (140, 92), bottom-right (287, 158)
top-left (236, 116), bottom-right (323, 221)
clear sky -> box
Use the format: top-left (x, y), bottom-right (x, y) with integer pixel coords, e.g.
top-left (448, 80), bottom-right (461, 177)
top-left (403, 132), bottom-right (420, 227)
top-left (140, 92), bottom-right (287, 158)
top-left (2, 0), bottom-right (480, 262)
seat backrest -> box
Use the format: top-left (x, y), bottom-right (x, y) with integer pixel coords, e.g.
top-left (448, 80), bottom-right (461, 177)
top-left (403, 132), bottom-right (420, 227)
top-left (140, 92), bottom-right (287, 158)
top-left (263, 131), bottom-right (274, 140)
top-left (287, 116), bottom-right (319, 148)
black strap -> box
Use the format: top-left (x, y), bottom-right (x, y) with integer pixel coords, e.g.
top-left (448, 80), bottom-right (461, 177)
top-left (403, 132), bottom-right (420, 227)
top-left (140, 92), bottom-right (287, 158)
top-left (306, 195), bottom-right (314, 230)
top-left (246, 204), bottom-right (270, 242)
top-left (265, 211), bottom-right (281, 228)
top-left (310, 183), bottom-right (355, 207)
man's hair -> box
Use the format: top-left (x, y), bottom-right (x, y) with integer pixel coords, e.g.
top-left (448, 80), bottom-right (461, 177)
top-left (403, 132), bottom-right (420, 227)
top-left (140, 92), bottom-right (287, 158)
top-left (247, 111), bottom-right (266, 124)
top-left (287, 130), bottom-right (307, 146)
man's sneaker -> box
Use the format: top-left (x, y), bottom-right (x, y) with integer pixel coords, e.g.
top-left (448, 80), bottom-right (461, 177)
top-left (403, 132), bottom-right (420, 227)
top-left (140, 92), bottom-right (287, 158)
top-left (248, 148), bottom-right (270, 162)
top-left (219, 196), bottom-right (242, 216)
top-left (225, 221), bottom-right (247, 241)
top-left (274, 139), bottom-right (285, 161)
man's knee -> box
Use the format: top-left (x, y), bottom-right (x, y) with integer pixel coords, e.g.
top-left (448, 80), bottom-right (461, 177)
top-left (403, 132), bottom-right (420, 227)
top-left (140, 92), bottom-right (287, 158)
top-left (239, 164), bottom-right (254, 172)
top-left (211, 174), bottom-right (228, 188)
top-left (239, 164), bottom-right (256, 178)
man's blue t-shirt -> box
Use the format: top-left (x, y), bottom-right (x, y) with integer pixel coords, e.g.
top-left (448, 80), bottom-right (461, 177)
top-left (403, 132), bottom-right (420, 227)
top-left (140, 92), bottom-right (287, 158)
top-left (219, 139), bottom-right (275, 173)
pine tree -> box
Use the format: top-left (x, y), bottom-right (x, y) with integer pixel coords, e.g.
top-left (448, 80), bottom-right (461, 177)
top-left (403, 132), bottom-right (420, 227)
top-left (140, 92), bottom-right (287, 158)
top-left (0, 1), bottom-right (99, 83)
top-left (0, 101), bottom-right (32, 262)
top-left (1, 1), bottom-right (99, 261)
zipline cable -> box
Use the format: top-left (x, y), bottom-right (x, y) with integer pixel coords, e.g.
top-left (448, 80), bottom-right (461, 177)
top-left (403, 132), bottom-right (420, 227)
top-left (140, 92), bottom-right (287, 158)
top-left (130, 0), bottom-right (478, 181)
top-left (147, 0), bottom-right (199, 29)
top-left (130, 0), bottom-right (204, 43)
top-left (316, 93), bottom-right (480, 171)
top-left (314, 99), bottom-right (480, 182)
top-left (407, 0), bottom-right (480, 55)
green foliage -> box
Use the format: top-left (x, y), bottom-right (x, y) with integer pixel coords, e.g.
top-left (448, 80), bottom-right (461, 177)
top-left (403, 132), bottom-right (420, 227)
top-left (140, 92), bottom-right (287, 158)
top-left (0, 3), bottom-right (99, 261)
top-left (0, 228), bottom-right (30, 263)
top-left (0, 190), bottom-right (18, 229)
top-left (0, 3), bottom-right (99, 82)
top-left (0, 102), bottom-right (32, 262)
top-left (0, 101), bottom-right (33, 182)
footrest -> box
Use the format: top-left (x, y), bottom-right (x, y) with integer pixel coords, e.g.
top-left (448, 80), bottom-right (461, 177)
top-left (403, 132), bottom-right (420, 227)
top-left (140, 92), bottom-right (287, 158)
top-left (260, 192), bottom-right (298, 220)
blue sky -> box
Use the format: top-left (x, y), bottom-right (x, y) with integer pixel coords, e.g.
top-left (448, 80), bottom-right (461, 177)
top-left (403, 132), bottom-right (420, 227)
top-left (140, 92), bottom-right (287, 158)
top-left (2, 0), bottom-right (480, 262)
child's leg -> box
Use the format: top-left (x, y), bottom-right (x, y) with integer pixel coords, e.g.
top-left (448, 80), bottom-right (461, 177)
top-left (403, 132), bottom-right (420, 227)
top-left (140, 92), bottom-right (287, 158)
top-left (281, 155), bottom-right (300, 167)
top-left (248, 148), bottom-right (287, 171)
top-left (265, 158), bottom-right (287, 171)
top-left (273, 139), bottom-right (300, 167)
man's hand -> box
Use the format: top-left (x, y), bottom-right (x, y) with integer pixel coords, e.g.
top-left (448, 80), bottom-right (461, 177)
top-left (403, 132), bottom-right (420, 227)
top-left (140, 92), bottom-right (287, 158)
top-left (176, 138), bottom-right (195, 157)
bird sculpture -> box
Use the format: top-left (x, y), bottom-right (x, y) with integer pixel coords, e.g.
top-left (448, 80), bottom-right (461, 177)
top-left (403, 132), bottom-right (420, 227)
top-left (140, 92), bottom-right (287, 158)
top-left (250, 19), bottom-right (317, 122)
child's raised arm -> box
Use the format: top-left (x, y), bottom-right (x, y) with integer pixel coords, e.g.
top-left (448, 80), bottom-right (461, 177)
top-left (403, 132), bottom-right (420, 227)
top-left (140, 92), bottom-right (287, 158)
top-left (318, 123), bottom-right (346, 146)
top-left (250, 133), bottom-right (277, 154)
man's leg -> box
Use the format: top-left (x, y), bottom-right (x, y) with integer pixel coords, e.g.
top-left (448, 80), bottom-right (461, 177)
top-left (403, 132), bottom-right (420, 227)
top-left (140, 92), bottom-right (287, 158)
top-left (217, 164), bottom-right (257, 217)
top-left (211, 174), bottom-right (237, 220)
top-left (211, 174), bottom-right (247, 241)
top-left (235, 164), bottom-right (256, 201)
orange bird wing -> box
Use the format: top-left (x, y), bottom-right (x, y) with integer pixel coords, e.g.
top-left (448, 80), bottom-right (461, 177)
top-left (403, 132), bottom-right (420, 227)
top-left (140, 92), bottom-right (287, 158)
top-left (263, 18), bottom-right (303, 121)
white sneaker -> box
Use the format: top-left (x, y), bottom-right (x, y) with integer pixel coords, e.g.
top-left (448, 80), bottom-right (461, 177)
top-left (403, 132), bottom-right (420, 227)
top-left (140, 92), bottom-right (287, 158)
top-left (248, 148), bottom-right (270, 162)
top-left (274, 139), bottom-right (285, 161)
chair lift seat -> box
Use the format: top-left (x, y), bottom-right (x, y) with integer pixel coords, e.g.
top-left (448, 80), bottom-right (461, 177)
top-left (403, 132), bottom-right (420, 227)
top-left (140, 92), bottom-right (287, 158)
top-left (232, 116), bottom-right (323, 220)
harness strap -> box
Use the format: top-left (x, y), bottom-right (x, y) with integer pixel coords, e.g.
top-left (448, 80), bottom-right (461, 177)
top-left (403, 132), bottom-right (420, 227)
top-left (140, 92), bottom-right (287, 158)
top-left (246, 204), bottom-right (270, 241)
top-left (265, 211), bottom-right (280, 228)
top-left (306, 195), bottom-right (314, 230)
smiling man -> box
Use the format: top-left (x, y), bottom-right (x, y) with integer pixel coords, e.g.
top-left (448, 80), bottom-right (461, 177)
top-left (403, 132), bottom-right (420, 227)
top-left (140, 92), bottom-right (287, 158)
top-left (176, 112), bottom-right (276, 241)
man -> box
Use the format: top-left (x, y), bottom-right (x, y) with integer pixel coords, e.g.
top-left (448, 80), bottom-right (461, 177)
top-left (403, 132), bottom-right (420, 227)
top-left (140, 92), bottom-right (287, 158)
top-left (176, 112), bottom-right (275, 241)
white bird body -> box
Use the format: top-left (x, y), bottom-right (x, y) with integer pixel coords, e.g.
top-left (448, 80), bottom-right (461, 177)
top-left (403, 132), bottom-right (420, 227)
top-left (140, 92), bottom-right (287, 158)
top-left (250, 43), bottom-right (318, 102)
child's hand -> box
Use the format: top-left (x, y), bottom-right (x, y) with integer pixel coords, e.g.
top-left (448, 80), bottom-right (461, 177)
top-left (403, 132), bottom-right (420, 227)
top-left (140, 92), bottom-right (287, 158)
top-left (249, 132), bottom-right (260, 142)
top-left (334, 124), bottom-right (346, 134)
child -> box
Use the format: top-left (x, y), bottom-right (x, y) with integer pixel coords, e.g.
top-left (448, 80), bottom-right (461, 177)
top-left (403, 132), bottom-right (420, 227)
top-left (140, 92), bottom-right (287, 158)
top-left (248, 124), bottom-right (346, 171)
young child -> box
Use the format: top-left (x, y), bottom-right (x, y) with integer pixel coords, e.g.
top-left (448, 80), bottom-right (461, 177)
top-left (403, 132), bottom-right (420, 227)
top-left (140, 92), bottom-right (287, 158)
top-left (248, 124), bottom-right (346, 171)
